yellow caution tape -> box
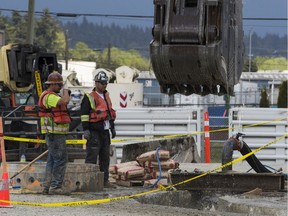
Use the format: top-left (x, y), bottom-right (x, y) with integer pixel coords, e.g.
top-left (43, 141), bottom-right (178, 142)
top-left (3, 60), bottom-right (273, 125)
top-left (3, 136), bottom-right (86, 145)
top-left (3, 118), bottom-right (286, 145)
top-left (1, 134), bottom-right (286, 207)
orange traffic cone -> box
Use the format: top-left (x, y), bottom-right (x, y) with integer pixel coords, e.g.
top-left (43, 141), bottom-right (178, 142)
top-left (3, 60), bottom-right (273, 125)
top-left (0, 172), bottom-right (12, 208)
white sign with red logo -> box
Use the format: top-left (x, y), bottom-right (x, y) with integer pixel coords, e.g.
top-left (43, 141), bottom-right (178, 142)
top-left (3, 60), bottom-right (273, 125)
top-left (120, 91), bottom-right (128, 108)
top-left (106, 83), bottom-right (143, 108)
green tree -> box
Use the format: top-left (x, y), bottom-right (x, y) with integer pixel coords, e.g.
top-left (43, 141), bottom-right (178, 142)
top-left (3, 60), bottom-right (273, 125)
top-left (53, 31), bottom-right (67, 60)
top-left (255, 57), bottom-right (288, 71)
top-left (277, 81), bottom-right (287, 108)
top-left (4, 11), bottom-right (27, 44)
top-left (243, 58), bottom-right (258, 72)
top-left (34, 8), bottom-right (60, 52)
top-left (97, 47), bottom-right (149, 71)
top-left (69, 41), bottom-right (98, 61)
top-left (259, 88), bottom-right (270, 107)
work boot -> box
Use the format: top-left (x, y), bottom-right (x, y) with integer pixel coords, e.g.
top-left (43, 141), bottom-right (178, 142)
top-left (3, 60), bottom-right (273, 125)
top-left (104, 181), bottom-right (116, 189)
top-left (49, 187), bottom-right (71, 195)
top-left (41, 187), bottom-right (49, 195)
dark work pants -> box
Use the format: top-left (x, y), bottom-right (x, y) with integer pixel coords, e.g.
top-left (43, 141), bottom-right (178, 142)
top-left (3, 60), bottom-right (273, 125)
top-left (43, 133), bottom-right (68, 189)
top-left (85, 130), bottom-right (111, 182)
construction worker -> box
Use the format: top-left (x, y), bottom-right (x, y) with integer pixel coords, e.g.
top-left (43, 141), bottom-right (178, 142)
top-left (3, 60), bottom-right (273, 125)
top-left (38, 72), bottom-right (71, 195)
top-left (80, 71), bottom-right (116, 188)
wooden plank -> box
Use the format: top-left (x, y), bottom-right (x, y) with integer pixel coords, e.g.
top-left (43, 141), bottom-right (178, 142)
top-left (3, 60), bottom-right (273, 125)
top-left (116, 179), bottom-right (144, 187)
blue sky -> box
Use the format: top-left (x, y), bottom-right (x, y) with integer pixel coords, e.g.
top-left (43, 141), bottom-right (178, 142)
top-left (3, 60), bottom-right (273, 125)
top-left (0, 0), bottom-right (287, 37)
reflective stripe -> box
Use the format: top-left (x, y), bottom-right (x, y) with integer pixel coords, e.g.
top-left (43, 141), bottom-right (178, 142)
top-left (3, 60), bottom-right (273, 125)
top-left (41, 125), bottom-right (69, 133)
top-left (40, 117), bottom-right (69, 134)
top-left (81, 115), bottom-right (89, 122)
top-left (86, 94), bottom-right (96, 110)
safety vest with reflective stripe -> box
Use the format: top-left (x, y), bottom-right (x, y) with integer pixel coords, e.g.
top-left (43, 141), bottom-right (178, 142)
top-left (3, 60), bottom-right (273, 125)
top-left (81, 91), bottom-right (116, 123)
top-left (38, 90), bottom-right (71, 134)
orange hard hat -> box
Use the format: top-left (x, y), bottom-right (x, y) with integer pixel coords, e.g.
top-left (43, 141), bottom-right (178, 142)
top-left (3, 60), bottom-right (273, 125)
top-left (45, 72), bottom-right (63, 84)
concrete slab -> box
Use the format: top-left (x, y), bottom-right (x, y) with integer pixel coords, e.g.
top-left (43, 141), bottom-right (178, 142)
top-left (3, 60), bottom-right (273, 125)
top-left (7, 162), bottom-right (104, 193)
top-left (217, 193), bottom-right (287, 216)
top-left (121, 136), bottom-right (201, 163)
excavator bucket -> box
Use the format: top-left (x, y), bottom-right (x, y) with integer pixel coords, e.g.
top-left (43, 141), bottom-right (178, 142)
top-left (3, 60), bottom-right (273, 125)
top-left (150, 0), bottom-right (244, 96)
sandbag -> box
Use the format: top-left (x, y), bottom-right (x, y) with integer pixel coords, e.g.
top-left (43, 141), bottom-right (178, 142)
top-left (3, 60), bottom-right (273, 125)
top-left (117, 166), bottom-right (145, 180)
top-left (109, 161), bottom-right (139, 174)
top-left (136, 150), bottom-right (170, 163)
top-left (144, 178), bottom-right (168, 187)
top-left (150, 159), bottom-right (179, 169)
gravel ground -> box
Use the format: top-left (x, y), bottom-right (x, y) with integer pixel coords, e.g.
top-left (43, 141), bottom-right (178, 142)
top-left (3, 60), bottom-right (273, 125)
top-left (1, 186), bottom-right (287, 216)
top-left (1, 162), bottom-right (286, 216)
top-left (0, 187), bottom-right (241, 216)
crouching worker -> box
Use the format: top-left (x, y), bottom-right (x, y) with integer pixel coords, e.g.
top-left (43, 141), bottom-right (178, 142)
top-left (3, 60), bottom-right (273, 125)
top-left (38, 72), bottom-right (71, 195)
top-left (80, 71), bottom-right (116, 188)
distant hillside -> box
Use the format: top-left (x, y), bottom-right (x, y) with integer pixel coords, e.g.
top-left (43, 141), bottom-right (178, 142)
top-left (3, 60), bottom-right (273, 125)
top-left (63, 18), bottom-right (287, 59)
top-left (64, 17), bottom-right (152, 58)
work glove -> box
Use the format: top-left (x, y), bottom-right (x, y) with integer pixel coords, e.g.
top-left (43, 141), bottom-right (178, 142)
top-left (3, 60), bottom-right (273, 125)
top-left (63, 80), bottom-right (69, 90)
top-left (83, 130), bottom-right (91, 140)
top-left (110, 128), bottom-right (116, 139)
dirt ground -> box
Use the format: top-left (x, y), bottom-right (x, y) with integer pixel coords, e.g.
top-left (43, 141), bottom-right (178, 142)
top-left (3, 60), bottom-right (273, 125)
top-left (1, 162), bottom-right (287, 216)
top-left (0, 188), bottom-right (245, 216)
top-left (1, 185), bottom-right (287, 216)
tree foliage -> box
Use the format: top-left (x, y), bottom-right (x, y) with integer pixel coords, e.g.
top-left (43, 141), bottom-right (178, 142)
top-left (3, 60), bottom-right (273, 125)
top-left (64, 17), bottom-right (152, 58)
top-left (3, 11), bottom-right (27, 44)
top-left (53, 31), bottom-right (66, 60)
top-left (34, 9), bottom-right (60, 52)
top-left (10, 11), bottom-right (27, 43)
top-left (0, 11), bottom-right (287, 72)
top-left (243, 33), bottom-right (287, 59)
top-left (97, 47), bottom-right (149, 71)
top-left (243, 58), bottom-right (258, 72)
top-left (69, 42), bottom-right (98, 61)
top-left (259, 88), bottom-right (270, 107)
top-left (277, 81), bottom-right (287, 108)
top-left (255, 57), bottom-right (288, 71)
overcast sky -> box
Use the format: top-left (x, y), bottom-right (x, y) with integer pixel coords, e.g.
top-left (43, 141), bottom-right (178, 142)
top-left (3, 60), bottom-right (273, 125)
top-left (0, 0), bottom-right (287, 37)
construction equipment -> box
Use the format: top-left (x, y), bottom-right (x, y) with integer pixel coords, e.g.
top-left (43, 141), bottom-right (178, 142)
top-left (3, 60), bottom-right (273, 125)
top-left (0, 43), bottom-right (59, 109)
top-left (0, 43), bottom-right (85, 161)
top-left (150, 0), bottom-right (244, 96)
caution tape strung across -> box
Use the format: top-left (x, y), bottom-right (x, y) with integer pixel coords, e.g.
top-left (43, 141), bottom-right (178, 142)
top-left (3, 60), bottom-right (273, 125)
top-left (0, 134), bottom-right (286, 207)
top-left (2, 118), bottom-right (286, 144)
top-left (3, 136), bottom-right (86, 145)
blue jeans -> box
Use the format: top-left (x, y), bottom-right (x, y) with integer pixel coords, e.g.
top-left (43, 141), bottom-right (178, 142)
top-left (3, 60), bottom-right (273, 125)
top-left (43, 133), bottom-right (68, 189)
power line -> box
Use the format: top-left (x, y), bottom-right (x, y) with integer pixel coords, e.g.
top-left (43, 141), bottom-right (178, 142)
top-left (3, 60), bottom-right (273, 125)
top-left (243, 18), bottom-right (288, 21)
top-left (0, 8), bottom-right (287, 21)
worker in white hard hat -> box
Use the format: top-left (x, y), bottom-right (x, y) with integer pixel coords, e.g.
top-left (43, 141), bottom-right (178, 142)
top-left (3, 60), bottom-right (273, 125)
top-left (80, 71), bottom-right (116, 188)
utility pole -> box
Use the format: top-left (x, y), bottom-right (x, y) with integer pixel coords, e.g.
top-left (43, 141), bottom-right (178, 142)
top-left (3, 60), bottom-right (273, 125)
top-left (26, 0), bottom-right (35, 44)
top-left (248, 29), bottom-right (253, 73)
top-left (107, 43), bottom-right (111, 68)
top-left (64, 30), bottom-right (69, 70)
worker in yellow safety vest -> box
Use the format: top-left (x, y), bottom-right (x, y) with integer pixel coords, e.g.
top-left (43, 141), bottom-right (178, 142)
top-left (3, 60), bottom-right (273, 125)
top-left (38, 72), bottom-right (71, 195)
